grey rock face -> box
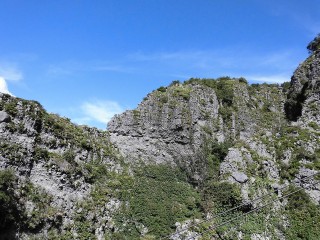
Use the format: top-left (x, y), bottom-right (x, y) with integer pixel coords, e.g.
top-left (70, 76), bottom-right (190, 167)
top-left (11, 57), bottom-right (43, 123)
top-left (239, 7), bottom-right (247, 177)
top-left (0, 110), bottom-right (10, 123)
top-left (295, 167), bottom-right (320, 203)
top-left (232, 171), bottom-right (248, 183)
top-left (108, 79), bottom-right (286, 169)
top-left (220, 148), bottom-right (247, 176)
top-left (108, 84), bottom-right (220, 164)
top-left (0, 94), bottom-right (121, 239)
top-left (285, 51), bottom-right (320, 122)
top-left (29, 161), bottom-right (91, 209)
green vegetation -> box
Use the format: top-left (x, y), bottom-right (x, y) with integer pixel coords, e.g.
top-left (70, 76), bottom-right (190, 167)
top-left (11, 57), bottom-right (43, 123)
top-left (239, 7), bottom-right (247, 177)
top-left (183, 77), bottom-right (239, 125)
top-left (202, 181), bottom-right (242, 212)
top-left (184, 77), bottom-right (235, 106)
top-left (275, 126), bottom-right (318, 180)
top-left (0, 169), bottom-right (19, 231)
top-left (0, 170), bottom-right (60, 233)
top-left (308, 121), bottom-right (320, 130)
top-left (307, 34), bottom-right (320, 53)
top-left (0, 142), bottom-right (28, 163)
top-left (284, 186), bottom-right (320, 239)
top-left (169, 80), bottom-right (180, 86)
top-left (172, 85), bottom-right (191, 100)
top-left (4, 101), bottom-right (18, 116)
top-left (110, 165), bottom-right (201, 238)
top-left (238, 77), bottom-right (248, 84)
top-left (157, 86), bottom-right (166, 92)
top-left (34, 147), bottom-right (50, 161)
top-left (187, 139), bottom-right (232, 187)
top-left (132, 109), bottom-right (141, 119)
top-left (281, 81), bottom-right (291, 93)
top-left (21, 182), bottom-right (59, 231)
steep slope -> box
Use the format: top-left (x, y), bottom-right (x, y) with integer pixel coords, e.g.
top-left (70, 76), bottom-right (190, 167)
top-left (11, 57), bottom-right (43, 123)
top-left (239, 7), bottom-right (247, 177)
top-left (0, 94), bottom-right (123, 239)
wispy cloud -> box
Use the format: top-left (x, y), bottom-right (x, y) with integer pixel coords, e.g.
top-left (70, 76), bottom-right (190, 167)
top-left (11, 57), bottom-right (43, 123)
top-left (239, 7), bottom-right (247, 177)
top-left (46, 47), bottom-right (302, 84)
top-left (47, 61), bottom-right (135, 77)
top-left (72, 100), bottom-right (124, 128)
top-left (126, 48), bottom-right (301, 81)
top-left (0, 64), bottom-right (23, 82)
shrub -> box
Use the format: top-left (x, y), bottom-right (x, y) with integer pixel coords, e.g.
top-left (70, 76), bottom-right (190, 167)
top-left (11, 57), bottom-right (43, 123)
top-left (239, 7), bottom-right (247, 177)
top-left (238, 77), bottom-right (248, 84)
top-left (34, 147), bottom-right (49, 161)
top-left (4, 101), bottom-right (18, 116)
top-left (183, 77), bottom-right (235, 106)
top-left (157, 86), bottom-right (166, 92)
top-left (203, 181), bottom-right (242, 208)
top-left (281, 81), bottom-right (291, 93)
top-left (63, 150), bottom-right (76, 163)
top-left (0, 169), bottom-right (19, 231)
top-left (307, 34), bottom-right (320, 54)
top-left (172, 86), bottom-right (191, 100)
top-left (169, 80), bottom-right (180, 86)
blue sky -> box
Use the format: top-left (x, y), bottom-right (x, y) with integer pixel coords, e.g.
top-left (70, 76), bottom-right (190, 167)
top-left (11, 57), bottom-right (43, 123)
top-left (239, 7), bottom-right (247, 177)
top-left (0, 0), bottom-right (319, 129)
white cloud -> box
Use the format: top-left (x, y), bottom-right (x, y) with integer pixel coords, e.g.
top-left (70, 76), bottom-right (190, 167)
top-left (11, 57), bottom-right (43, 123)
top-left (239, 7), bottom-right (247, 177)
top-left (72, 100), bottom-right (124, 128)
top-left (0, 77), bottom-right (14, 95)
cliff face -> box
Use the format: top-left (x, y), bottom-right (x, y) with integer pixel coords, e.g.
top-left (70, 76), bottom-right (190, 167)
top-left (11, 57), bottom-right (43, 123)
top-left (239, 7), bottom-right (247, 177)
top-left (108, 79), bottom-right (287, 186)
top-left (285, 49), bottom-right (320, 124)
top-left (1, 37), bottom-right (320, 240)
top-left (108, 79), bottom-right (286, 165)
top-left (108, 83), bottom-right (220, 165)
top-left (0, 95), bottom-right (122, 239)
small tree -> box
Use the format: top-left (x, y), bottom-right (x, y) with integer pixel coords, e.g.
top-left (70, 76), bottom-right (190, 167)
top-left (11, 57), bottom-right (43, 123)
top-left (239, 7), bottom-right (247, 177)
top-left (307, 34), bottom-right (320, 54)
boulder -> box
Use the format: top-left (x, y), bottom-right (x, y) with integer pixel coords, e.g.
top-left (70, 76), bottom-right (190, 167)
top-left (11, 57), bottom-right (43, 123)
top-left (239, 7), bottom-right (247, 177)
top-left (0, 111), bottom-right (10, 123)
top-left (232, 171), bottom-right (248, 183)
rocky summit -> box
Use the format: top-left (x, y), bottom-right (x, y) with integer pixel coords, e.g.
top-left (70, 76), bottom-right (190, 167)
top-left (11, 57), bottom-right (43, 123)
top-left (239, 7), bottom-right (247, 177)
top-left (1, 35), bottom-right (320, 240)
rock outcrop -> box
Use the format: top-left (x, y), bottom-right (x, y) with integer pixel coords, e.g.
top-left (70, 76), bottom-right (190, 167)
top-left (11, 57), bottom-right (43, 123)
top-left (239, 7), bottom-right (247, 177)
top-left (0, 94), bottom-right (122, 239)
top-left (285, 36), bottom-right (320, 123)
top-left (108, 83), bottom-right (220, 165)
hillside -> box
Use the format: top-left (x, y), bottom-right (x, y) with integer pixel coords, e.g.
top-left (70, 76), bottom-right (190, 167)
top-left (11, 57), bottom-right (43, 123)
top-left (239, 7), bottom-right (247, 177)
top-left (0, 35), bottom-right (320, 239)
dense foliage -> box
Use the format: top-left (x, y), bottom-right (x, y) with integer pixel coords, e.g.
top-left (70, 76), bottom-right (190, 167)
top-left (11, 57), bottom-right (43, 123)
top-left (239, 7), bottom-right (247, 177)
top-left (285, 186), bottom-right (320, 239)
top-left (111, 165), bottom-right (201, 238)
top-left (184, 77), bottom-right (237, 106)
top-left (0, 169), bottom-right (19, 231)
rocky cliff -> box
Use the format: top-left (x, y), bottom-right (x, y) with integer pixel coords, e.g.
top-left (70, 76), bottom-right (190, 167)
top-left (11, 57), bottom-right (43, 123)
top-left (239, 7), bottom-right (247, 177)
top-left (1, 36), bottom-right (320, 239)
top-left (108, 78), bottom-right (287, 184)
top-left (0, 95), bottom-right (123, 239)
top-left (285, 34), bottom-right (320, 125)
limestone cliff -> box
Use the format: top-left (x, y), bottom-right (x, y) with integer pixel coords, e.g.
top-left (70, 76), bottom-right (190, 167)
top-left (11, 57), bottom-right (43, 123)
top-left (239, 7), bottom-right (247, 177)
top-left (285, 38), bottom-right (320, 124)
top-left (0, 95), bottom-right (122, 239)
